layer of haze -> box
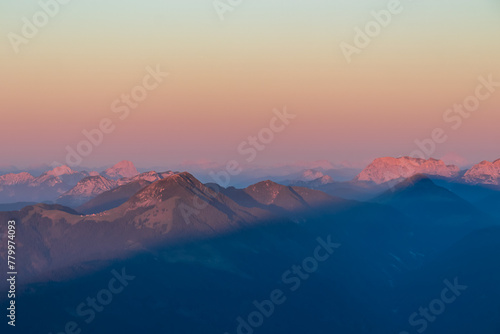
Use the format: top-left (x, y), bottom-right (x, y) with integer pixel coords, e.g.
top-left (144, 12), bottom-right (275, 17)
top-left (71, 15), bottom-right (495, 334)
top-left (1, 0), bottom-right (499, 168)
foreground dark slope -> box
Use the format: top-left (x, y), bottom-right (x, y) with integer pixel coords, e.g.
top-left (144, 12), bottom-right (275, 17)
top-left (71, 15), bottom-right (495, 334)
top-left (1, 174), bottom-right (499, 333)
top-left (373, 174), bottom-right (496, 254)
top-left (374, 174), bottom-right (483, 224)
top-left (3, 204), bottom-right (500, 333)
top-left (391, 226), bottom-right (500, 334)
top-left (1, 196), bottom-right (421, 333)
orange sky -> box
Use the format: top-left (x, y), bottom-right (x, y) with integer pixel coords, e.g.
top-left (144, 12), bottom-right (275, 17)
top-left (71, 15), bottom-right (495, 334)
top-left (1, 0), bottom-right (499, 168)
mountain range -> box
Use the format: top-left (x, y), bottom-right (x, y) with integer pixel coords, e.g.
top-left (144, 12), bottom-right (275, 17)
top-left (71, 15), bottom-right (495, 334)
top-left (355, 157), bottom-right (461, 184)
top-left (0, 166), bottom-right (497, 285)
top-left (2, 157), bottom-right (500, 333)
top-left (0, 161), bottom-right (156, 205)
top-left (463, 159), bottom-right (500, 185)
top-left (0, 172), bottom-right (353, 284)
top-left (1, 157), bottom-right (500, 210)
top-left (1, 164), bottom-right (500, 333)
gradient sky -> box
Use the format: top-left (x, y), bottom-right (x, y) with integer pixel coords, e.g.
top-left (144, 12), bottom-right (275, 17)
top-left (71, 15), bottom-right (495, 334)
top-left (1, 0), bottom-right (499, 169)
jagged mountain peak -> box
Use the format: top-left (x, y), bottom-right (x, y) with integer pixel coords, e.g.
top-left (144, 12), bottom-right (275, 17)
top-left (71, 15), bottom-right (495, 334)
top-left (463, 159), bottom-right (500, 185)
top-left (243, 179), bottom-right (337, 209)
top-left (58, 175), bottom-right (118, 202)
top-left (102, 160), bottom-right (139, 180)
top-left (0, 172), bottom-right (35, 186)
top-left (299, 169), bottom-right (332, 182)
top-left (45, 165), bottom-right (78, 176)
top-left (356, 156), bottom-right (460, 184)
